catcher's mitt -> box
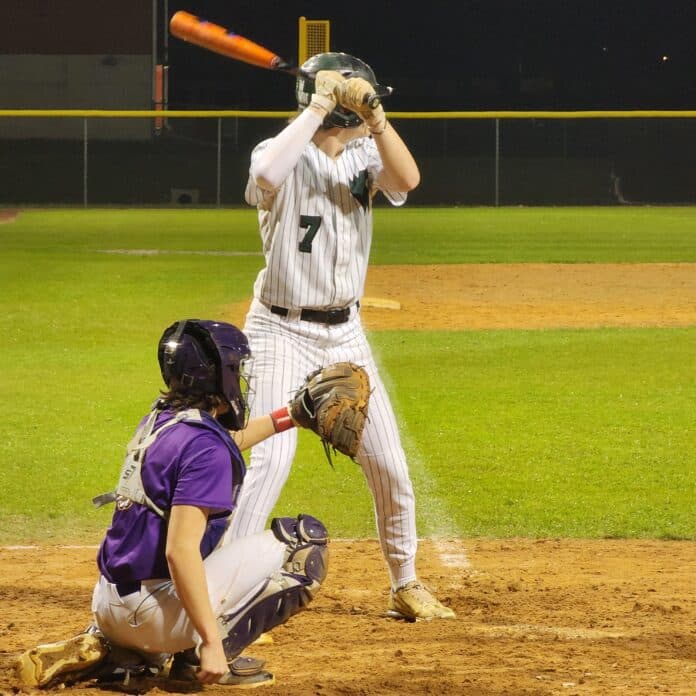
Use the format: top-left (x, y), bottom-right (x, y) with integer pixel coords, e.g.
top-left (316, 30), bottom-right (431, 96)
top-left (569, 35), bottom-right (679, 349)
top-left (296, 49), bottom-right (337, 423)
top-left (289, 362), bottom-right (370, 461)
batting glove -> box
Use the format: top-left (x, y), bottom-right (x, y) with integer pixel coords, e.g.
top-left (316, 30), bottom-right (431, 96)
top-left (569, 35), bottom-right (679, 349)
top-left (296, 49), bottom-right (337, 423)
top-left (341, 77), bottom-right (388, 134)
top-left (310, 70), bottom-right (346, 117)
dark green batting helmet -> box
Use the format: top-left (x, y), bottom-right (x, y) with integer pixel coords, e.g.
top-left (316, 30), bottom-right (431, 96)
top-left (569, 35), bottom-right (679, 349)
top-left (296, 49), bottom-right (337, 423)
top-left (295, 52), bottom-right (391, 128)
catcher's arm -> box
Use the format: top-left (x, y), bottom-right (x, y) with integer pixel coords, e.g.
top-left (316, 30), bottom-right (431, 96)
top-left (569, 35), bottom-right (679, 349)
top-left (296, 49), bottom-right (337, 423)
top-left (231, 414), bottom-right (286, 451)
top-left (166, 505), bottom-right (229, 683)
top-left (229, 399), bottom-right (304, 450)
top-left (231, 362), bottom-right (371, 463)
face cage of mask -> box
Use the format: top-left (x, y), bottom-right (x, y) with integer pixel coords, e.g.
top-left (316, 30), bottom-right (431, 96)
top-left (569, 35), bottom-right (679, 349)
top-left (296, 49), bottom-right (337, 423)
top-left (236, 357), bottom-right (254, 428)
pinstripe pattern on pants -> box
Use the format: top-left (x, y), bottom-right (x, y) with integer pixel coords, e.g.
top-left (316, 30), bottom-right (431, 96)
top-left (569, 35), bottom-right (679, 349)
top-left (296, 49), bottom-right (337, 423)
top-left (225, 299), bottom-right (418, 589)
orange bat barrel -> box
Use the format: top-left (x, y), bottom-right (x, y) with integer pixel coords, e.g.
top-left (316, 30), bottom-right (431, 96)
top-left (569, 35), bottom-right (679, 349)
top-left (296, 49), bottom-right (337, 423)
top-left (170, 11), bottom-right (291, 71)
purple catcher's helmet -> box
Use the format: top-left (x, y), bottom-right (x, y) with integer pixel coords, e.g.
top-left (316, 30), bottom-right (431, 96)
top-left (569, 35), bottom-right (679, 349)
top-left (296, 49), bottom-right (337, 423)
top-left (157, 319), bottom-right (251, 430)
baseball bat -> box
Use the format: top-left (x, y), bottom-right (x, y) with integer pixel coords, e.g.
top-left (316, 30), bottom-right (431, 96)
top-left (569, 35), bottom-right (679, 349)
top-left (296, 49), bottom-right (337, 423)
top-left (170, 11), bottom-right (293, 72)
top-left (169, 11), bottom-right (383, 108)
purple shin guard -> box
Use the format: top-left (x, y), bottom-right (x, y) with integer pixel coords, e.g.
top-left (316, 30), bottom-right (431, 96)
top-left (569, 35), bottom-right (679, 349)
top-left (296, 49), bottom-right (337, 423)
top-left (220, 514), bottom-right (329, 660)
top-left (221, 573), bottom-right (314, 658)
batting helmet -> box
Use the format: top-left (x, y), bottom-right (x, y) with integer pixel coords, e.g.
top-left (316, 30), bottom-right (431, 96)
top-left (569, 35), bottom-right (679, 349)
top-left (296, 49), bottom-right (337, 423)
top-left (157, 319), bottom-right (251, 430)
top-left (295, 52), bottom-right (391, 128)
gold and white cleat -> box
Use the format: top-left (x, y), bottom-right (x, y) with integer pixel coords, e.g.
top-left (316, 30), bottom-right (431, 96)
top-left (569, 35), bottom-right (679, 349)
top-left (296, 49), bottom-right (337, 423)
top-left (16, 633), bottom-right (109, 687)
top-left (387, 581), bottom-right (456, 621)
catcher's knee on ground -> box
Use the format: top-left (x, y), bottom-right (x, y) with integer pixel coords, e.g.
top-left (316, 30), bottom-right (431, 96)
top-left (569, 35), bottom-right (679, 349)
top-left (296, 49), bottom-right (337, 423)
top-left (220, 513), bottom-right (328, 659)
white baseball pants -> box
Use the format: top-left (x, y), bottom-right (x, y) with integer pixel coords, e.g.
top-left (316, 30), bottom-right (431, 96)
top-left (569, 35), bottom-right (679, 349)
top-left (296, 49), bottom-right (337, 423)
top-left (91, 531), bottom-right (285, 658)
top-left (227, 299), bottom-right (418, 589)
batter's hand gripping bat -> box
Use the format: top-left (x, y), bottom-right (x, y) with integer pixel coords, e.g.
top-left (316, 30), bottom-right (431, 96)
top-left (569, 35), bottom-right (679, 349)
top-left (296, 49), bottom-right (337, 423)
top-left (169, 11), bottom-right (385, 109)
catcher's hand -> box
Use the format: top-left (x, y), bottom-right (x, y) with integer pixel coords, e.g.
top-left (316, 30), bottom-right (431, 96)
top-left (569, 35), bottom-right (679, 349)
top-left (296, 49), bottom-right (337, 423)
top-left (311, 70), bottom-right (347, 116)
top-left (340, 77), bottom-right (388, 134)
top-left (289, 362), bottom-right (370, 461)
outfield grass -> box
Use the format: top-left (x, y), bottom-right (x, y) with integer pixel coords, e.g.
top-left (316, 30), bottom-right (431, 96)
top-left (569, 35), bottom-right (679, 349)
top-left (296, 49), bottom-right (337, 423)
top-left (371, 206), bottom-right (696, 263)
top-left (1, 208), bottom-right (694, 542)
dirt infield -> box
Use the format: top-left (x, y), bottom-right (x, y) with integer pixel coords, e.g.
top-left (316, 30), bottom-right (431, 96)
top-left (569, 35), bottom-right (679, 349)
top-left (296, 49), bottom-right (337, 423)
top-left (228, 263), bottom-right (696, 330)
top-left (1, 540), bottom-right (694, 695)
top-left (0, 209), bottom-right (19, 225)
top-left (360, 262), bottom-right (696, 330)
top-left (2, 262), bottom-right (695, 695)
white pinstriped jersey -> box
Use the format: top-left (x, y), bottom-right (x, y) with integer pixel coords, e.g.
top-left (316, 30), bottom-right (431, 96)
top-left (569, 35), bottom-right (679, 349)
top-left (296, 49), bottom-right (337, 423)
top-left (245, 136), bottom-right (406, 310)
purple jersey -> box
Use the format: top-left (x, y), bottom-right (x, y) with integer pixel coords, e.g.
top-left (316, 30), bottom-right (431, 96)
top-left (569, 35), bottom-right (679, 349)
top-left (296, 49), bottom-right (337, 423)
top-left (97, 409), bottom-right (244, 584)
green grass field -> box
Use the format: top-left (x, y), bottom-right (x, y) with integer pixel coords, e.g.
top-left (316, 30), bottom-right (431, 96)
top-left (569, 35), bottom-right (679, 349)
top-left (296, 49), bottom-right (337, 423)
top-left (1, 208), bottom-right (695, 543)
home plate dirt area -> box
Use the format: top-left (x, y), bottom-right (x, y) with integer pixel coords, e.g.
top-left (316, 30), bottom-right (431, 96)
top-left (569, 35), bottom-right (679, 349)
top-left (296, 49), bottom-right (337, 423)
top-left (0, 539), bottom-right (694, 694)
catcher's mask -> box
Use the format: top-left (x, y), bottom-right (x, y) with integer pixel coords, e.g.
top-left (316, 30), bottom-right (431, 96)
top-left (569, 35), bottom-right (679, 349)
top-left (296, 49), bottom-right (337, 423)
top-left (295, 51), bottom-right (392, 129)
top-left (157, 319), bottom-right (251, 430)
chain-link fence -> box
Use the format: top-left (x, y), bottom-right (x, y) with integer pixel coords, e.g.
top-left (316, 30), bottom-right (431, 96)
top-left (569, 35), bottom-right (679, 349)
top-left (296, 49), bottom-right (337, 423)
top-left (2, 110), bottom-right (696, 207)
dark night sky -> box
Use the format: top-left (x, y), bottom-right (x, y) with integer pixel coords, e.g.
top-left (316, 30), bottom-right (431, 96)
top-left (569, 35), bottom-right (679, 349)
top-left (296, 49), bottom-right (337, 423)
top-left (164, 1), bottom-right (696, 110)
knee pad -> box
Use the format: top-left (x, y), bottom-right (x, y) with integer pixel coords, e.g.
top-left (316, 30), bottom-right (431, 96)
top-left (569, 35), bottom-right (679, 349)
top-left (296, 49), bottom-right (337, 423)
top-left (271, 514), bottom-right (329, 586)
top-left (271, 513), bottom-right (328, 545)
top-left (287, 541), bottom-right (328, 585)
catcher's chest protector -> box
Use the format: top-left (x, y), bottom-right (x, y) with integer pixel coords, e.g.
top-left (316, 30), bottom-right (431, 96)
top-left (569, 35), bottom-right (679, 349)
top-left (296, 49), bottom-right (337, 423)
top-left (93, 408), bottom-right (245, 518)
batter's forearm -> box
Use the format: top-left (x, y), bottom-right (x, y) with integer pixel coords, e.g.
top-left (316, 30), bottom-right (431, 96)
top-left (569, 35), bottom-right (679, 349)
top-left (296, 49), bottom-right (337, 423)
top-left (373, 123), bottom-right (420, 192)
top-left (251, 108), bottom-right (324, 190)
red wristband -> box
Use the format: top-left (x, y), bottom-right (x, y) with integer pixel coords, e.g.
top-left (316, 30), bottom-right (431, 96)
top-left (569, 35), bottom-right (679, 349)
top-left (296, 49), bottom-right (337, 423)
top-left (270, 406), bottom-right (295, 433)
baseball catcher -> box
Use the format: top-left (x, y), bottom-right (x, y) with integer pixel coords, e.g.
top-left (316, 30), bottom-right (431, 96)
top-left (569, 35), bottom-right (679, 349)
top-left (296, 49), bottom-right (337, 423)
top-left (285, 362), bottom-right (370, 462)
top-left (16, 319), bottom-right (332, 689)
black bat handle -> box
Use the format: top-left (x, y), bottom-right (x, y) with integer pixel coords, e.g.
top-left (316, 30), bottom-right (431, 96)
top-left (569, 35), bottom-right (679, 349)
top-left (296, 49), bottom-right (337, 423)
top-left (362, 93), bottom-right (381, 109)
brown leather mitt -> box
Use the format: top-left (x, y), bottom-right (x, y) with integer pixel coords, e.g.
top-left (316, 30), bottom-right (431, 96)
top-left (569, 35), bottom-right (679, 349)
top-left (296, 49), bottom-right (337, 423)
top-left (289, 362), bottom-right (370, 460)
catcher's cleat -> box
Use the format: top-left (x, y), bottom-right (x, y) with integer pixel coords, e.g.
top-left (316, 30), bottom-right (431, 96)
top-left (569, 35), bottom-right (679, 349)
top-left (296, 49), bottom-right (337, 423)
top-left (387, 581), bottom-right (456, 621)
top-left (169, 652), bottom-right (274, 688)
top-left (15, 632), bottom-right (109, 687)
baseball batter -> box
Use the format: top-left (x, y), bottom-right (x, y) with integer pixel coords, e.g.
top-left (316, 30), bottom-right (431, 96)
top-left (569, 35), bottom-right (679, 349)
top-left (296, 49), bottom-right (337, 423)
top-left (227, 53), bottom-right (455, 620)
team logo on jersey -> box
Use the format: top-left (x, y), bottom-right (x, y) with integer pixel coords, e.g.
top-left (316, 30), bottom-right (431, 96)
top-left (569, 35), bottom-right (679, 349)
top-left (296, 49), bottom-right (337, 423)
top-left (350, 170), bottom-right (370, 210)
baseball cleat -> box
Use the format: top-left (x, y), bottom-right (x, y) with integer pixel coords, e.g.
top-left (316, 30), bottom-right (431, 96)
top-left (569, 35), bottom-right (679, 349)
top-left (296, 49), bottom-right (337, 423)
top-left (387, 581), bottom-right (456, 621)
top-left (15, 632), bottom-right (109, 687)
